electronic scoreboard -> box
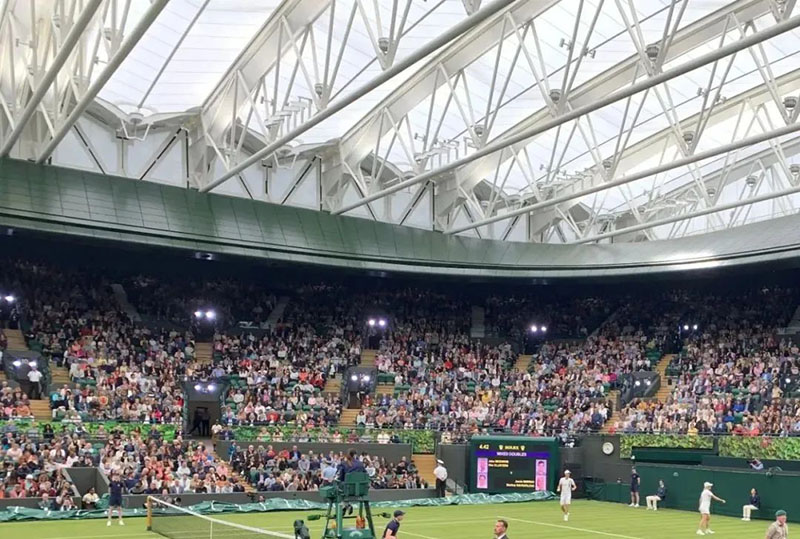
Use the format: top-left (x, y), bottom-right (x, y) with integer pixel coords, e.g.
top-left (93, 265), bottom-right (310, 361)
top-left (468, 436), bottom-right (559, 493)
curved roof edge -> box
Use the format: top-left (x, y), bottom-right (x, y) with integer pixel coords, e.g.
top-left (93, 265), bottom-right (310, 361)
top-left (1, 158), bottom-right (799, 278)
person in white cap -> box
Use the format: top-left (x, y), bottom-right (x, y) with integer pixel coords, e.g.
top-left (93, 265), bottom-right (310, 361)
top-left (433, 459), bottom-right (448, 497)
top-left (557, 470), bottom-right (577, 521)
top-left (697, 481), bottom-right (726, 535)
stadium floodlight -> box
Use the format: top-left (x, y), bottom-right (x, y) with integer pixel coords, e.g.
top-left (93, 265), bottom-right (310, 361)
top-left (530, 325), bottom-right (538, 333)
top-left (378, 319), bottom-right (387, 327)
top-left (351, 374), bottom-right (358, 381)
top-left (12, 360), bottom-right (21, 368)
top-left (368, 319), bottom-right (376, 327)
top-left (205, 310), bottom-right (216, 320)
top-left (3, 295), bottom-right (14, 303)
top-left (194, 311), bottom-right (203, 319)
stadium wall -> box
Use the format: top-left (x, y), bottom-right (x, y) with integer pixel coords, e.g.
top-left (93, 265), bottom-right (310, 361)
top-left (438, 444), bottom-right (469, 489)
top-left (601, 463), bottom-right (800, 522)
top-left (577, 435), bottom-right (633, 484)
top-left (5, 158), bottom-right (800, 277)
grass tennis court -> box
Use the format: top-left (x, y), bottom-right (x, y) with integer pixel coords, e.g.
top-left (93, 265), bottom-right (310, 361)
top-left (0, 500), bottom-right (774, 539)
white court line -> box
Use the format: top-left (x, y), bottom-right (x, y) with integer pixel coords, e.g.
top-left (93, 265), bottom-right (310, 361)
top-left (499, 516), bottom-right (645, 539)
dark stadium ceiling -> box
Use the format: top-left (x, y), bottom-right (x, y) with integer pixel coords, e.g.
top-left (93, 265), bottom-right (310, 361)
top-left (1, 0), bottom-right (800, 245)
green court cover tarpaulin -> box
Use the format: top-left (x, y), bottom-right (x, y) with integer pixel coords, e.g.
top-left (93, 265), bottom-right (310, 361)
top-left (0, 492), bottom-right (555, 522)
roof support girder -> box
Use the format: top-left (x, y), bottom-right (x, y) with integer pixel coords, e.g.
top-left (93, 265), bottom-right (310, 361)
top-left (333, 10), bottom-right (800, 219)
top-left (35, 0), bottom-right (169, 163)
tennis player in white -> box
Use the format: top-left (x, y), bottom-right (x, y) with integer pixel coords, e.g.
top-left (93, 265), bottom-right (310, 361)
top-left (557, 470), bottom-right (577, 521)
top-left (697, 481), bottom-right (726, 535)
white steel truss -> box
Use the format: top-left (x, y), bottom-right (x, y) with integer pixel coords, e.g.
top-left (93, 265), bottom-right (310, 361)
top-left (2, 0), bottom-right (800, 245)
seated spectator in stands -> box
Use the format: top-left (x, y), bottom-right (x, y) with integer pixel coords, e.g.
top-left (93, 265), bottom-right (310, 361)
top-left (38, 493), bottom-right (53, 510)
top-left (82, 487), bottom-right (99, 509)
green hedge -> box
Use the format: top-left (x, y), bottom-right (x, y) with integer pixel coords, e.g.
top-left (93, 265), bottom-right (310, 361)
top-left (719, 437), bottom-right (800, 460)
top-left (0, 421), bottom-right (180, 441)
top-left (619, 434), bottom-right (714, 458)
top-left (0, 421), bottom-right (435, 453)
top-left (229, 425), bottom-right (435, 453)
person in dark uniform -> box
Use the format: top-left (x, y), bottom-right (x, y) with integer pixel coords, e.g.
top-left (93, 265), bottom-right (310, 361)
top-left (629, 467), bottom-right (641, 508)
top-left (337, 450), bottom-right (365, 515)
top-left (107, 472), bottom-right (125, 526)
top-left (337, 450), bottom-right (366, 481)
top-left (383, 510), bottom-right (404, 539)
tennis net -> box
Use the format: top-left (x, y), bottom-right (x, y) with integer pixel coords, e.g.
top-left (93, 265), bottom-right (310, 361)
top-left (147, 497), bottom-right (294, 539)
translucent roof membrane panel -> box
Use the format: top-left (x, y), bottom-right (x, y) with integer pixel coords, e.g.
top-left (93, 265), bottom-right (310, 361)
top-left (99, 0), bottom-right (281, 115)
top-left (240, 0), bottom-right (469, 146)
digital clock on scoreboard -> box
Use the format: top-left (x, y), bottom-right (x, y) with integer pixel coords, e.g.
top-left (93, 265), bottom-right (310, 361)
top-left (468, 436), bottom-right (559, 494)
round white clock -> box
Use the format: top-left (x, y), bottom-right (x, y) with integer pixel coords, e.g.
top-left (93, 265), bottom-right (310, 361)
top-left (602, 442), bottom-right (614, 455)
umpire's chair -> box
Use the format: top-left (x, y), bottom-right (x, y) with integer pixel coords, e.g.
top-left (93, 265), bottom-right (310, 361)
top-left (320, 472), bottom-right (375, 539)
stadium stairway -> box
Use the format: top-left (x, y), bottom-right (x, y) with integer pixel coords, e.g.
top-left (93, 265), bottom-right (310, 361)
top-left (514, 354), bottom-right (533, 372)
top-left (600, 389), bottom-right (621, 434)
top-left (195, 342), bottom-right (214, 365)
top-left (470, 306), bottom-right (485, 339)
top-left (265, 296), bottom-right (290, 328)
top-left (360, 349), bottom-right (377, 367)
top-left (30, 400), bottom-right (51, 421)
top-left (376, 383), bottom-right (394, 396)
top-left (412, 454), bottom-right (438, 488)
top-left (653, 354), bottom-right (675, 402)
top-left (323, 376), bottom-right (341, 395)
top-left (209, 441), bottom-right (255, 493)
top-left (339, 408), bottom-right (360, 427)
top-left (3, 328), bottom-right (27, 351)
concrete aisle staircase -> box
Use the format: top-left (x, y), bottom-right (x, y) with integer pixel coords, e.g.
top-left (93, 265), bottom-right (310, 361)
top-left (323, 376), bottom-right (341, 395)
top-left (338, 408), bottom-right (360, 428)
top-left (600, 354), bottom-right (675, 434)
top-left (514, 354), bottom-right (533, 372)
top-left (653, 354), bottom-right (675, 403)
top-left (265, 296), bottom-right (290, 328)
top-left (195, 342), bottom-right (214, 366)
top-left (110, 283), bottom-right (141, 322)
top-left (600, 389), bottom-right (621, 433)
top-left (470, 306), bottom-right (485, 339)
top-left (412, 454), bottom-right (438, 488)
top-left (209, 441), bottom-right (255, 493)
top-left (4, 330), bottom-right (55, 418)
top-left (4, 329), bottom-right (27, 351)
top-left (360, 349), bottom-right (377, 367)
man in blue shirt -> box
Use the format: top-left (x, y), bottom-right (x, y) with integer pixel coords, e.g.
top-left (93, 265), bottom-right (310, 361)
top-left (629, 467), bottom-right (641, 508)
top-left (383, 510), bottom-right (404, 539)
top-left (107, 472), bottom-right (125, 527)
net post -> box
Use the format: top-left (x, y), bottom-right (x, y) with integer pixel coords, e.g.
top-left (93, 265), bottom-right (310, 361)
top-left (146, 496), bottom-right (153, 530)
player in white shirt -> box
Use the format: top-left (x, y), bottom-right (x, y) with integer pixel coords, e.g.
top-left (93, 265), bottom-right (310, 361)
top-left (557, 470), bottom-right (577, 521)
top-left (697, 482), bottom-right (726, 535)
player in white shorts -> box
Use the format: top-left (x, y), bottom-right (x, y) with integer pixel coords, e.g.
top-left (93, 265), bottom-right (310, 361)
top-left (557, 470), bottom-right (577, 521)
top-left (697, 481), bottom-right (726, 535)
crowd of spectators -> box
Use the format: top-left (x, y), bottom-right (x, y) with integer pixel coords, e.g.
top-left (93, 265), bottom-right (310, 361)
top-left (229, 444), bottom-right (428, 491)
top-left (612, 287), bottom-right (800, 435)
top-left (0, 427), bottom-right (77, 502)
